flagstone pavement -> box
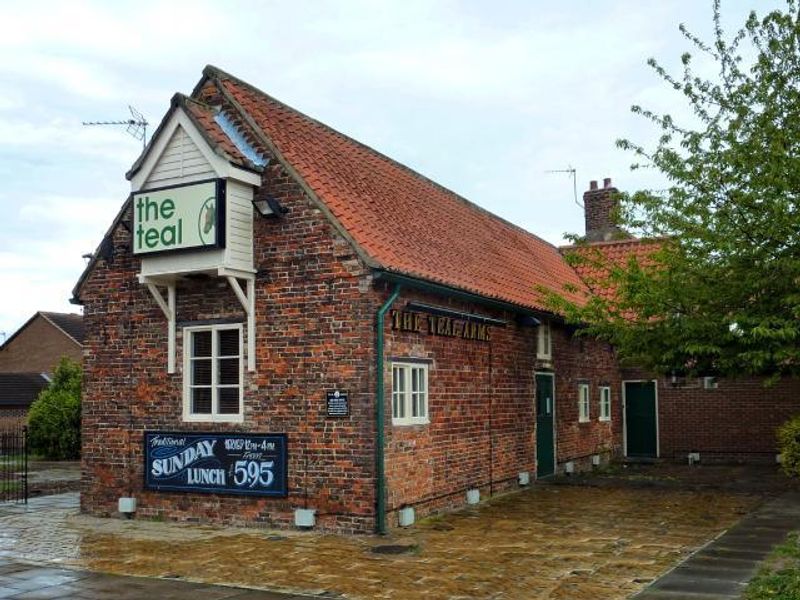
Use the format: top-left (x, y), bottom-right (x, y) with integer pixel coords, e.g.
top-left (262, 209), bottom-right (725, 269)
top-left (0, 477), bottom-right (775, 600)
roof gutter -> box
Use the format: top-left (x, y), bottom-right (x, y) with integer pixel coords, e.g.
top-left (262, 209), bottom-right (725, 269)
top-left (373, 270), bottom-right (542, 322)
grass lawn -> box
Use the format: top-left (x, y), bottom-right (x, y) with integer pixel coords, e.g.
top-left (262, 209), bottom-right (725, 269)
top-left (746, 533), bottom-right (800, 599)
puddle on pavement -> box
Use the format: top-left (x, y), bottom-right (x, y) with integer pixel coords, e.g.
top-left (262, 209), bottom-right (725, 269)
top-left (0, 486), bottom-right (760, 600)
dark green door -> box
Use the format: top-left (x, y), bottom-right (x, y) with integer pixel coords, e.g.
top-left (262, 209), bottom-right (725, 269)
top-left (625, 381), bottom-right (657, 457)
top-left (536, 373), bottom-right (555, 477)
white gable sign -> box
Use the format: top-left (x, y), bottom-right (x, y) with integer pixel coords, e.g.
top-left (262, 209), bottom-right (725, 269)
top-left (133, 179), bottom-right (226, 255)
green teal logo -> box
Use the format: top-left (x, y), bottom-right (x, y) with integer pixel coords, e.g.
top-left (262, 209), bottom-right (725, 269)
top-left (136, 196), bottom-right (183, 250)
top-left (198, 197), bottom-right (216, 244)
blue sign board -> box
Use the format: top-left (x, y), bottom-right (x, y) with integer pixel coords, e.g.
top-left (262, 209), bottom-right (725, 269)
top-left (144, 432), bottom-right (288, 497)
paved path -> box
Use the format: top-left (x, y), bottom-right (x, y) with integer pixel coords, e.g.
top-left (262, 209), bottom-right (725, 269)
top-left (633, 491), bottom-right (800, 599)
top-left (0, 487), bottom-right (764, 599)
top-left (0, 560), bottom-right (315, 599)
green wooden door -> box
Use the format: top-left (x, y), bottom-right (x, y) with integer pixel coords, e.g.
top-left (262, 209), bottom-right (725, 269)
top-left (624, 381), bottom-right (657, 458)
top-left (536, 373), bottom-right (555, 477)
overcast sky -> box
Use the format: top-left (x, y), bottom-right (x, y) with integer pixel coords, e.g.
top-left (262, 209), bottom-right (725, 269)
top-left (0, 0), bottom-right (778, 337)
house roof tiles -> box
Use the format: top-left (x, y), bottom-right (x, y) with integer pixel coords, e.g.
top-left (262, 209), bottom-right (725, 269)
top-left (0, 373), bottom-right (49, 407)
top-left (195, 67), bottom-right (588, 312)
top-left (561, 238), bottom-right (662, 302)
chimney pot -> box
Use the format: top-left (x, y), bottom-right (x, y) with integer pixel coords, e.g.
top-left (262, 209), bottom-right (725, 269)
top-left (603, 177), bottom-right (612, 189)
top-left (589, 180), bottom-right (598, 191)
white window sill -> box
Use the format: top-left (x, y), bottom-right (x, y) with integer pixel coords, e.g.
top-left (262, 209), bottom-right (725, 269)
top-left (599, 417), bottom-right (611, 422)
top-left (392, 418), bottom-right (430, 427)
top-left (578, 418), bottom-right (590, 424)
top-left (536, 354), bottom-right (552, 361)
top-left (183, 414), bottom-right (244, 424)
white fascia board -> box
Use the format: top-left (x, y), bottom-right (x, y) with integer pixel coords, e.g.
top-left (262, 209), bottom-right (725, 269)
top-left (130, 108), bottom-right (260, 191)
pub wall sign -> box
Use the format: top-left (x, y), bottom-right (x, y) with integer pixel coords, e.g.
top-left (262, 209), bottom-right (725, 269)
top-left (390, 309), bottom-right (491, 342)
top-left (144, 432), bottom-right (288, 497)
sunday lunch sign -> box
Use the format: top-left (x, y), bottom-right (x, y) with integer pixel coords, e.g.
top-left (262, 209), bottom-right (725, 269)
top-left (144, 432), bottom-right (288, 497)
top-left (133, 179), bottom-right (226, 255)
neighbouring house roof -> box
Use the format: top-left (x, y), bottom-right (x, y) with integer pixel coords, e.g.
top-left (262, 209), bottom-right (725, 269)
top-left (1, 312), bottom-right (84, 352)
top-left (39, 312), bottom-right (84, 345)
top-left (560, 238), bottom-right (663, 302)
top-left (0, 372), bottom-right (49, 407)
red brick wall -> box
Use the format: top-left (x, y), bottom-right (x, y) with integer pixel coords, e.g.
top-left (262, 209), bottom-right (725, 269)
top-left (383, 289), bottom-right (537, 523)
top-left (550, 327), bottom-right (622, 470)
top-left (0, 316), bottom-right (81, 374)
top-left (647, 375), bottom-right (800, 462)
top-left (80, 160), bottom-right (379, 533)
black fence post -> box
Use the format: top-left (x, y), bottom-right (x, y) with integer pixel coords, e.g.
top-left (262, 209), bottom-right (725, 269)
top-left (22, 426), bottom-right (28, 504)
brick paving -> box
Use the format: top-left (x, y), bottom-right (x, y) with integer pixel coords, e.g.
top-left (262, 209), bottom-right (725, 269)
top-left (633, 491), bottom-right (800, 599)
top-left (0, 484), bottom-right (763, 599)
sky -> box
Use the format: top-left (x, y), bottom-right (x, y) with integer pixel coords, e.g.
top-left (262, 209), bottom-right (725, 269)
top-left (0, 0), bottom-right (779, 337)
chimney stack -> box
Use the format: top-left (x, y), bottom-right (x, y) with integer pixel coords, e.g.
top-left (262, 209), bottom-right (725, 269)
top-left (584, 177), bottom-right (622, 242)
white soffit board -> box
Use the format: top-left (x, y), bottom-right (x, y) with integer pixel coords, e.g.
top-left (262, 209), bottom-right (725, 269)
top-left (131, 108), bottom-right (260, 191)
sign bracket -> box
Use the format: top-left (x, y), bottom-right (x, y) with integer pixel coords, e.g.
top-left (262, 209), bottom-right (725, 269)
top-left (141, 277), bottom-right (177, 373)
top-left (225, 272), bottom-right (256, 372)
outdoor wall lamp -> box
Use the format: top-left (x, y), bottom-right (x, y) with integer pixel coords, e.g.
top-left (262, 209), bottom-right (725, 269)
top-left (252, 196), bottom-right (288, 218)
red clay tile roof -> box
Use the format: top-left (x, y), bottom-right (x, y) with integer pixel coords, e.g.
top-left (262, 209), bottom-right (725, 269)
top-left (199, 67), bottom-right (588, 312)
top-left (561, 238), bottom-right (662, 302)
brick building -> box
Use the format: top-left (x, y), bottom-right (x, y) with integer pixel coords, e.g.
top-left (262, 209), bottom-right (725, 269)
top-left (568, 180), bottom-right (800, 464)
top-left (0, 311), bottom-right (84, 424)
top-left (71, 66), bottom-right (621, 533)
top-left (71, 66), bottom-right (798, 533)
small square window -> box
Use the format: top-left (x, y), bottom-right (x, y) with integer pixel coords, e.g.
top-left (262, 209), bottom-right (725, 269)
top-left (183, 324), bottom-right (243, 422)
top-left (578, 383), bottom-right (590, 423)
top-left (392, 362), bottom-right (429, 426)
top-left (599, 386), bottom-right (611, 422)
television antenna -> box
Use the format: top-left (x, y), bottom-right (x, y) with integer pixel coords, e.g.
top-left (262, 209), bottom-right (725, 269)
top-left (83, 105), bottom-right (148, 149)
top-left (545, 165), bottom-right (582, 208)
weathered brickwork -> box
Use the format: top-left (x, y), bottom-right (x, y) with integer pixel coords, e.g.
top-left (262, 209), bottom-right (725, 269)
top-left (583, 179), bottom-right (622, 243)
top-left (548, 327), bottom-right (622, 471)
top-left (383, 288), bottom-right (537, 523)
top-left (81, 158), bottom-right (379, 533)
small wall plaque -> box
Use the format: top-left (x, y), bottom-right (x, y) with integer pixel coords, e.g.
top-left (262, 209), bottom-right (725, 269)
top-left (326, 390), bottom-right (349, 417)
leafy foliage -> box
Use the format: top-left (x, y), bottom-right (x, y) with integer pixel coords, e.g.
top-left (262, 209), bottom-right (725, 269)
top-left (778, 415), bottom-right (800, 478)
top-left (550, 1), bottom-right (800, 377)
top-left (27, 357), bottom-right (81, 460)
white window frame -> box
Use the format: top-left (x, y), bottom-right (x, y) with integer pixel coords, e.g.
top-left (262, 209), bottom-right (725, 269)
top-left (182, 323), bottom-right (244, 423)
top-left (578, 383), bottom-right (590, 423)
top-left (391, 362), bottom-right (429, 426)
top-left (537, 322), bottom-right (552, 360)
top-left (599, 386), bottom-right (611, 422)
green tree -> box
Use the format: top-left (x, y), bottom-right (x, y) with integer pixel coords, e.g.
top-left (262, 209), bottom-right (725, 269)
top-left (553, 1), bottom-right (800, 378)
top-left (28, 357), bottom-right (81, 459)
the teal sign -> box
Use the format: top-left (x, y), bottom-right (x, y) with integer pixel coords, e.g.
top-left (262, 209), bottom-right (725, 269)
top-left (133, 179), bottom-right (225, 255)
